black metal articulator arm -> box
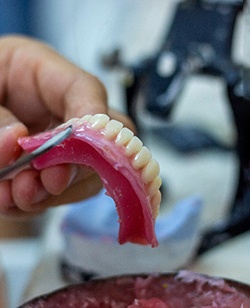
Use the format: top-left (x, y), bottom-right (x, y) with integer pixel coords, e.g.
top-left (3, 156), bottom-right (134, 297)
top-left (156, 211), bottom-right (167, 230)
top-left (198, 67), bottom-right (250, 254)
top-left (133, 0), bottom-right (248, 254)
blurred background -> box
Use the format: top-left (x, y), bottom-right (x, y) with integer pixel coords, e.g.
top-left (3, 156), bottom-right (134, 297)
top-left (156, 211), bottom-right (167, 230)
top-left (0, 1), bottom-right (248, 307)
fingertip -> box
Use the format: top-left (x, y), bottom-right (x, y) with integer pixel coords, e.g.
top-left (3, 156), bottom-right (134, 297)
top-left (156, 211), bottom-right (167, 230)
top-left (40, 164), bottom-right (73, 195)
top-left (0, 122), bottom-right (28, 167)
top-left (12, 170), bottom-right (49, 211)
top-left (64, 72), bottom-right (108, 121)
top-left (0, 180), bottom-right (36, 217)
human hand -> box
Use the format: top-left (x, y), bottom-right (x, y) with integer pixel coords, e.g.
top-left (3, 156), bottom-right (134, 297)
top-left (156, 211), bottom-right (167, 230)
top-left (0, 35), bottom-right (134, 217)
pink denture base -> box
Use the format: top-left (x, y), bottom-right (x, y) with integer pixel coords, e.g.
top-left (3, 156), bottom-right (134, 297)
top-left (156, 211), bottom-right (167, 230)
top-left (18, 123), bottom-right (158, 247)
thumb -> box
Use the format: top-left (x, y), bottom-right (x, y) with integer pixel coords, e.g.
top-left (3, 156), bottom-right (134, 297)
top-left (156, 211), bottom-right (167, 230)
top-left (63, 72), bottom-right (108, 121)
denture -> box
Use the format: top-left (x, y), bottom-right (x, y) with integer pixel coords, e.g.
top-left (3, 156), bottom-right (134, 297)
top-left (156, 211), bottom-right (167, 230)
top-left (18, 114), bottom-right (161, 247)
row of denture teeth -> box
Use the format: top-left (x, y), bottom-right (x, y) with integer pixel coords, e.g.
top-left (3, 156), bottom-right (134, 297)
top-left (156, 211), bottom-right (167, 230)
top-left (65, 114), bottom-right (162, 213)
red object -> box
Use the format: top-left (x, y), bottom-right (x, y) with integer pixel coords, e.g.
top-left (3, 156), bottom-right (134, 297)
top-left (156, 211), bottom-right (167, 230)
top-left (20, 271), bottom-right (250, 307)
top-left (18, 120), bottom-right (159, 247)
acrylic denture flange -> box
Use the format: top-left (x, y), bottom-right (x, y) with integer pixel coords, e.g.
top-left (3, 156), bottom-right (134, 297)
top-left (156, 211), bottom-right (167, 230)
top-left (19, 114), bottom-right (162, 247)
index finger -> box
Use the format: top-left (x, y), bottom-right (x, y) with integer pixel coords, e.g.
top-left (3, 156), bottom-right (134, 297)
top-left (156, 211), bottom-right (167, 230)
top-left (0, 35), bottom-right (108, 128)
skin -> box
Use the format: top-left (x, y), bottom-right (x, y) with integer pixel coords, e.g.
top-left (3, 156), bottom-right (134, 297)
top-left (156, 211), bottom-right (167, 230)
top-left (0, 35), bottom-right (135, 218)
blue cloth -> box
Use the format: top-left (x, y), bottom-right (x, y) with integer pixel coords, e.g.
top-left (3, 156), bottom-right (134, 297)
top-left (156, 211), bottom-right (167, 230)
top-left (0, 0), bottom-right (35, 36)
top-left (62, 188), bottom-right (203, 244)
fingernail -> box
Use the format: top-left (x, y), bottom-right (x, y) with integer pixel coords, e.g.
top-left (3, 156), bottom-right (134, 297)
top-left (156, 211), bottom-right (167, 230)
top-left (67, 165), bottom-right (79, 188)
top-left (32, 183), bottom-right (50, 204)
top-left (0, 122), bottom-right (28, 138)
top-left (0, 124), bottom-right (15, 135)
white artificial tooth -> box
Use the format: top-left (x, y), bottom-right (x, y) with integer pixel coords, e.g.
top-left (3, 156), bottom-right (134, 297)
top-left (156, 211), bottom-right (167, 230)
top-left (90, 114), bottom-right (110, 130)
top-left (63, 118), bottom-right (79, 127)
top-left (104, 119), bottom-right (123, 140)
top-left (147, 176), bottom-right (162, 197)
top-left (125, 136), bottom-right (143, 157)
top-left (132, 146), bottom-right (152, 170)
top-left (77, 115), bottom-right (93, 125)
top-left (115, 127), bottom-right (134, 146)
top-left (151, 190), bottom-right (161, 219)
top-left (142, 159), bottom-right (160, 184)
